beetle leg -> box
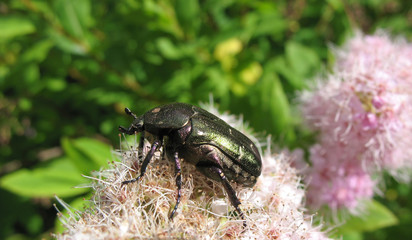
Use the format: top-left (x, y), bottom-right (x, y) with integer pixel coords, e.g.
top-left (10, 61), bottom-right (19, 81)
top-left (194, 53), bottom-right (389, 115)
top-left (122, 137), bottom-right (162, 185)
top-left (213, 167), bottom-right (246, 228)
top-left (195, 146), bottom-right (247, 228)
top-left (119, 125), bottom-right (137, 135)
top-left (138, 131), bottom-right (145, 162)
top-left (124, 107), bottom-right (138, 119)
top-left (169, 151), bottom-right (182, 219)
top-left (197, 163), bottom-right (247, 228)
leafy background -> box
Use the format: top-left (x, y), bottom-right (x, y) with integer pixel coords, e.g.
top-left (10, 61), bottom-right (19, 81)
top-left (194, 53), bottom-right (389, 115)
top-left (0, 0), bottom-right (411, 239)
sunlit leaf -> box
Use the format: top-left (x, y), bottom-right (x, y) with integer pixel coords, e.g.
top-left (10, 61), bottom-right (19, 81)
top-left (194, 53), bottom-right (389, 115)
top-left (61, 138), bottom-right (99, 174)
top-left (336, 200), bottom-right (399, 235)
top-left (62, 138), bottom-right (111, 174)
top-left (0, 16), bottom-right (35, 39)
top-left (72, 138), bottom-right (112, 168)
top-left (45, 78), bottom-right (67, 92)
top-left (156, 38), bottom-right (182, 59)
top-left (0, 157), bottom-right (88, 198)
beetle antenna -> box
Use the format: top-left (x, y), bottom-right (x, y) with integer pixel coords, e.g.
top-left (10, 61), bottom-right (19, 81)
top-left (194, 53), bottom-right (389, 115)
top-left (124, 108), bottom-right (138, 119)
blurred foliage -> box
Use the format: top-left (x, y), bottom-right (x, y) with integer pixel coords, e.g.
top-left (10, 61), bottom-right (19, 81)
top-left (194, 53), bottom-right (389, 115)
top-left (363, 175), bottom-right (412, 240)
top-left (331, 200), bottom-right (398, 239)
top-left (0, 0), bottom-right (411, 239)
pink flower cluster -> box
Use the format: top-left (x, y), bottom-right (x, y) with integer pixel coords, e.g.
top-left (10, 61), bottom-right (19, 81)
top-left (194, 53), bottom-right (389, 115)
top-left (300, 31), bottom-right (412, 213)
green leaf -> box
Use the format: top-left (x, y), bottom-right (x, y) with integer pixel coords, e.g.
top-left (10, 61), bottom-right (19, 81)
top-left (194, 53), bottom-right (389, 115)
top-left (22, 40), bottom-right (55, 63)
top-left (0, 157), bottom-right (88, 198)
top-left (45, 78), bottom-right (67, 92)
top-left (272, 56), bottom-right (305, 90)
top-left (270, 74), bottom-right (294, 140)
top-left (47, 28), bottom-right (87, 55)
top-left (244, 12), bottom-right (286, 38)
top-left (156, 38), bottom-right (182, 59)
top-left (62, 138), bottom-right (111, 174)
top-left (285, 41), bottom-right (320, 77)
top-left (18, 98), bottom-right (32, 111)
top-left (174, 0), bottom-right (200, 35)
top-left (23, 64), bottom-right (40, 85)
top-left (259, 72), bottom-right (295, 142)
top-left (341, 231), bottom-right (363, 240)
top-left (54, 0), bottom-right (93, 38)
top-left (0, 16), bottom-right (36, 40)
top-left (72, 138), bottom-right (112, 168)
top-left (61, 138), bottom-right (97, 174)
top-left (327, 0), bottom-right (344, 10)
top-left (336, 200), bottom-right (399, 235)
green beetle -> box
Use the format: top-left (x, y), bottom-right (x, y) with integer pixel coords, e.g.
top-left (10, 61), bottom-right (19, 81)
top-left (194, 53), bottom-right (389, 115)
top-left (120, 103), bottom-right (262, 227)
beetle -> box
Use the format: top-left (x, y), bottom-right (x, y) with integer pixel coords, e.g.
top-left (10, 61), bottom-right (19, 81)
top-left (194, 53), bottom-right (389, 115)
top-left (119, 103), bottom-right (262, 227)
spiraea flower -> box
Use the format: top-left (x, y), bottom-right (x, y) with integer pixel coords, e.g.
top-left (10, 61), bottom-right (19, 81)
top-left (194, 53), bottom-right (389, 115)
top-left (55, 104), bottom-right (331, 240)
top-left (299, 31), bottom-right (412, 213)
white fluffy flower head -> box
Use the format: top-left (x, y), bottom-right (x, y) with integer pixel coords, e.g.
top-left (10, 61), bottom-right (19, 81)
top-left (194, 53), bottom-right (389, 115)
top-left (55, 104), bottom-right (331, 239)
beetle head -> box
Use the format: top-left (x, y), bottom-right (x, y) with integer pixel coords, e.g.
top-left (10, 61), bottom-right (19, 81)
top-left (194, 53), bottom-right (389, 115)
top-left (119, 108), bottom-right (144, 134)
